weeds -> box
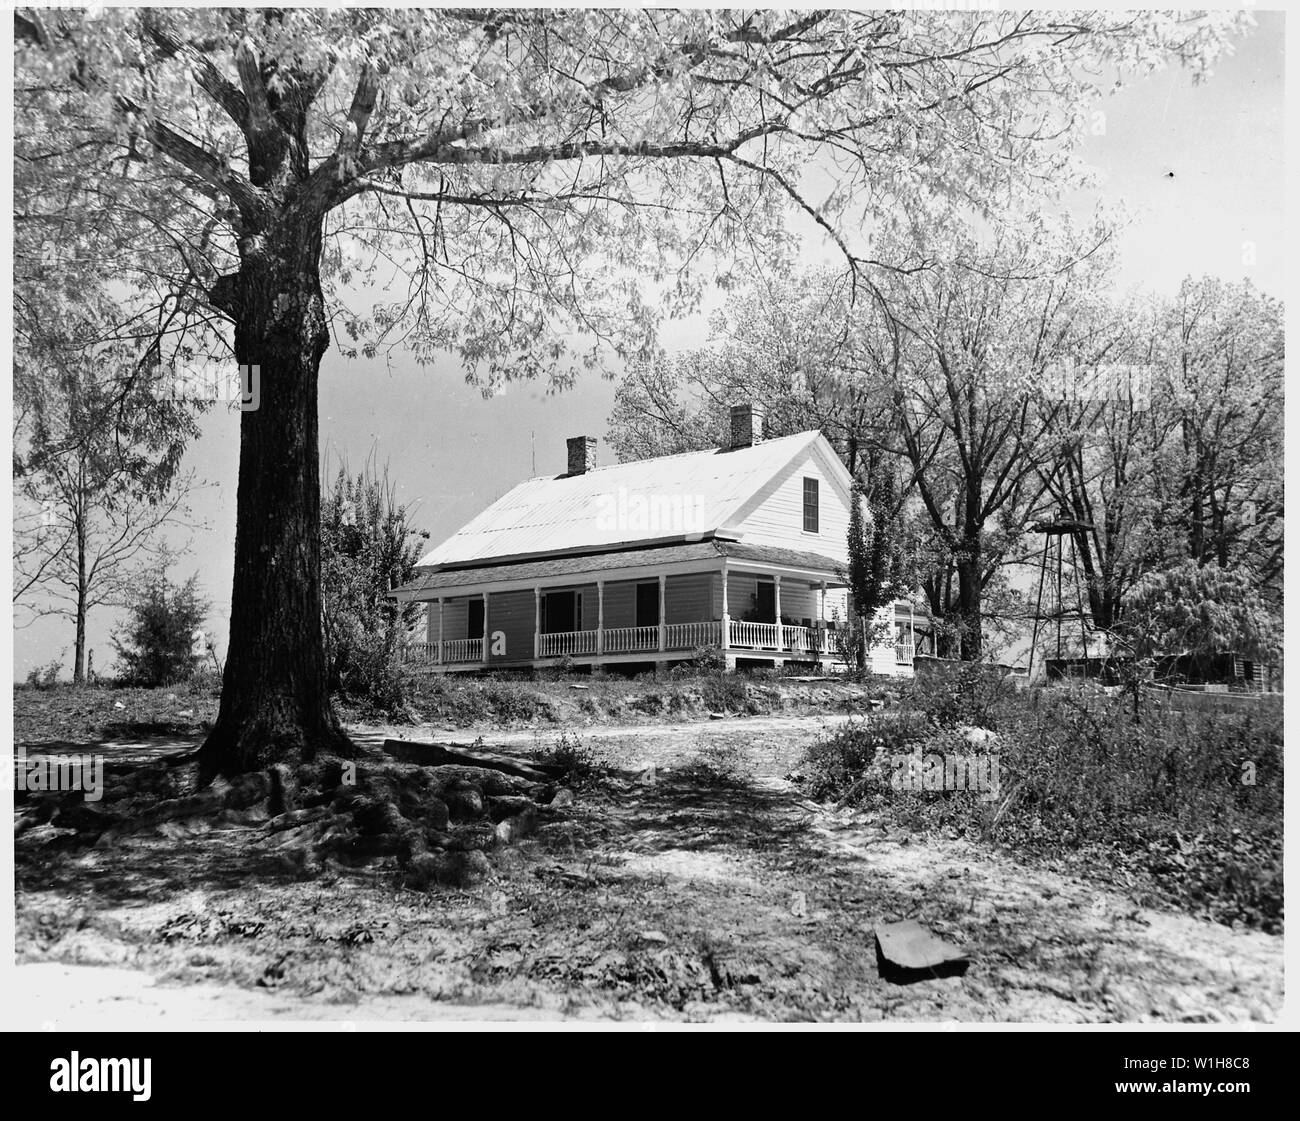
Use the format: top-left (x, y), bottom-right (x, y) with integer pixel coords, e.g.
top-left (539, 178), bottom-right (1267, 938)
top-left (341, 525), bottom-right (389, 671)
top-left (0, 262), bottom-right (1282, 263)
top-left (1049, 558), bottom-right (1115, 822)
top-left (679, 738), bottom-right (748, 787)
top-left (531, 731), bottom-right (600, 788)
top-left (801, 682), bottom-right (1283, 932)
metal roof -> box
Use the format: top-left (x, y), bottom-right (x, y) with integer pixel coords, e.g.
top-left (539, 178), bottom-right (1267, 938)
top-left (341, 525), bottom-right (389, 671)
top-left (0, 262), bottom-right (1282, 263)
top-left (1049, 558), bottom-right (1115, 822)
top-left (394, 540), bottom-right (850, 598)
top-left (415, 430), bottom-right (831, 569)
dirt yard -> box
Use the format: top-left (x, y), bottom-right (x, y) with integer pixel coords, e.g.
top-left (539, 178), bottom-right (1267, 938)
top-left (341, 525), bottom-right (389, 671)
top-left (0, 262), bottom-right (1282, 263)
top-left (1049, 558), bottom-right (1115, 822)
top-left (13, 713), bottom-right (1283, 1025)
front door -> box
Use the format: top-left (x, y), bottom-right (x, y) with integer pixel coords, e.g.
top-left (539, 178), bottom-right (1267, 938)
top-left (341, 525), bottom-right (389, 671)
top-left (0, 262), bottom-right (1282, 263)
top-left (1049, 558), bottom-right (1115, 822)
top-left (544, 590), bottom-right (578, 634)
top-left (755, 579), bottom-right (776, 623)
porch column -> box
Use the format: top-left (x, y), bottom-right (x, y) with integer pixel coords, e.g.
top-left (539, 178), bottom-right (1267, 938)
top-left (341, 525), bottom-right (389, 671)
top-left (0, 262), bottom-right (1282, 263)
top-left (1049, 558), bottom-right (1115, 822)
top-left (658, 574), bottom-right (667, 652)
top-left (596, 580), bottom-right (605, 655)
top-left (774, 575), bottom-right (784, 651)
top-left (819, 580), bottom-right (827, 656)
top-left (720, 564), bottom-right (730, 651)
top-left (481, 591), bottom-right (489, 663)
top-left (533, 586), bottom-right (541, 659)
top-left (437, 598), bottom-right (445, 664)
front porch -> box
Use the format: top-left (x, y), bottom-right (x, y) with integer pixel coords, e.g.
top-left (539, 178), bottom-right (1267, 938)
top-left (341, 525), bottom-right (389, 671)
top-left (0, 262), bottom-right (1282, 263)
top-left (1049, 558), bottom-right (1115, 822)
top-left (394, 542), bottom-right (918, 676)
top-left (405, 615), bottom-right (869, 669)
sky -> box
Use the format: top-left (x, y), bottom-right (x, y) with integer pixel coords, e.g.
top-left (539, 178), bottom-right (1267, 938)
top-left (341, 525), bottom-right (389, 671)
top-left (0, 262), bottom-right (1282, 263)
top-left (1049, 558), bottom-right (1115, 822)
top-left (12, 10), bottom-right (1286, 680)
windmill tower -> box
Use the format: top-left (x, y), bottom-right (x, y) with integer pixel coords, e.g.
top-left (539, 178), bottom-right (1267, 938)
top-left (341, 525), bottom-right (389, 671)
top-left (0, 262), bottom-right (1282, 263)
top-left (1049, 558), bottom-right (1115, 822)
top-left (1027, 517), bottom-right (1094, 682)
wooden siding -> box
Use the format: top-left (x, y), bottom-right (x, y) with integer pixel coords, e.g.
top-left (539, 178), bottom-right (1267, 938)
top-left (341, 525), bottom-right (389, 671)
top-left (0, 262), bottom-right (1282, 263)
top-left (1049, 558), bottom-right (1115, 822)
top-left (486, 588), bottom-right (535, 663)
top-left (600, 580), bottom-right (639, 629)
top-left (664, 573), bottom-right (713, 624)
top-left (435, 598), bottom-right (471, 642)
top-left (729, 446), bottom-right (851, 562)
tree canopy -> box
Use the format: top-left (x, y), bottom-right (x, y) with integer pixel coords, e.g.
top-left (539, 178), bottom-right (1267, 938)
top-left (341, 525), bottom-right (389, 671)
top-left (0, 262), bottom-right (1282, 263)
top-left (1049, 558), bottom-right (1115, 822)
top-left (16, 8), bottom-right (1245, 381)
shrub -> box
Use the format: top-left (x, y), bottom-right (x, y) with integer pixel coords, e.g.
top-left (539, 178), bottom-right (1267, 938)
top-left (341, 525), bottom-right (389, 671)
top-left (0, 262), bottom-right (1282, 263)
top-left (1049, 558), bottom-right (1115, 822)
top-left (904, 660), bottom-right (1019, 729)
top-left (112, 571), bottom-right (209, 687)
top-left (800, 712), bottom-right (933, 803)
top-left (321, 460), bottom-right (427, 715)
top-left (700, 672), bottom-right (749, 714)
top-left (408, 675), bottom-right (555, 726)
top-left (669, 644), bottom-right (727, 675)
top-left (24, 658), bottom-right (62, 690)
top-left (531, 730), bottom-right (599, 787)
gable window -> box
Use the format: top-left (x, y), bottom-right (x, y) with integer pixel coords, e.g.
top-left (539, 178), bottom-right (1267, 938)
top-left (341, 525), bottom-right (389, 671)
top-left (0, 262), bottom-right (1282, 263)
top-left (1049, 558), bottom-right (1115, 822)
top-left (802, 477), bottom-right (819, 533)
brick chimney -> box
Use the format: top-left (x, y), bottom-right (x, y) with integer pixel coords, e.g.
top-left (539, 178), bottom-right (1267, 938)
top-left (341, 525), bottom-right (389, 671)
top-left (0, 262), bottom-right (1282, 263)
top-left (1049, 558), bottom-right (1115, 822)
top-left (566, 435), bottom-right (597, 475)
top-left (729, 403), bottom-right (764, 449)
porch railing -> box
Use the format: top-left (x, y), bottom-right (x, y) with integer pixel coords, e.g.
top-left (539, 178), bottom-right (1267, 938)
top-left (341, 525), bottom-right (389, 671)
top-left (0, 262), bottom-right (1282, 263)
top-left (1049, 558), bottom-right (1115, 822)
top-left (405, 617), bottom-right (855, 666)
top-left (602, 625), bottom-right (659, 653)
top-left (728, 620), bottom-right (780, 649)
top-left (665, 620), bottom-right (722, 650)
top-left (442, 637), bottom-right (484, 663)
top-left (895, 641), bottom-right (915, 664)
top-left (539, 629), bottom-right (597, 657)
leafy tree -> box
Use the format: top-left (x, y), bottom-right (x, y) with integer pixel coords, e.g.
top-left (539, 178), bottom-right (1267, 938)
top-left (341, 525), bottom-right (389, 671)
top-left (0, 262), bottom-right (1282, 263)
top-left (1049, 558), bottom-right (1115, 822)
top-left (14, 7), bottom-right (1245, 777)
top-left (1034, 277), bottom-right (1284, 634)
top-left (607, 271), bottom-right (885, 470)
top-left (1158, 278), bottom-right (1284, 594)
top-left (1118, 560), bottom-right (1280, 679)
top-left (845, 214), bottom-right (1124, 658)
top-left (321, 459), bottom-right (428, 712)
top-left (844, 465), bottom-right (909, 670)
top-left (112, 571), bottom-right (210, 687)
top-left (13, 326), bottom-right (200, 682)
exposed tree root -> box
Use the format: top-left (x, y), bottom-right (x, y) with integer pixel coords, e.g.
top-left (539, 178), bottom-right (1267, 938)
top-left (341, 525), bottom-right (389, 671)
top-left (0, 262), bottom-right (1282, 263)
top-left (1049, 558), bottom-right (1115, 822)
top-left (16, 748), bottom-right (573, 891)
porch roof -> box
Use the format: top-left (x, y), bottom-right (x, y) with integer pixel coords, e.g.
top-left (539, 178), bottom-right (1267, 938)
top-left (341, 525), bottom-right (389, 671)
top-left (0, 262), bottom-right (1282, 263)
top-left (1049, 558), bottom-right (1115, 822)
top-left (392, 540), bottom-right (848, 600)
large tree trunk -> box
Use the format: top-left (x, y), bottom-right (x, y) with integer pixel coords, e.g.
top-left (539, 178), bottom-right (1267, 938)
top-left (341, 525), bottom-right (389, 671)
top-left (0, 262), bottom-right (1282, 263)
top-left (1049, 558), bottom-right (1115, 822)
top-left (198, 212), bottom-right (352, 782)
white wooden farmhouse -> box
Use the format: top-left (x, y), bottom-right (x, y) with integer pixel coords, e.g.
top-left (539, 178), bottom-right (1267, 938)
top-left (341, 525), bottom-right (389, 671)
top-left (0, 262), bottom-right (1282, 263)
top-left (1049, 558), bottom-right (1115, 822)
top-left (395, 404), bottom-right (920, 675)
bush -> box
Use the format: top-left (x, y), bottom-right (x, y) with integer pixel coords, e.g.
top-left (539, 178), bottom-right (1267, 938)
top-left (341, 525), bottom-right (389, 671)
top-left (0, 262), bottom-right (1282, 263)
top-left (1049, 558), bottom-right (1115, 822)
top-left (24, 658), bottom-right (62, 690)
top-left (531, 730), bottom-right (599, 787)
top-left (801, 685), bottom-right (1284, 931)
top-left (904, 660), bottom-right (1020, 729)
top-left (112, 571), bottom-right (209, 687)
top-left (800, 711), bottom-right (934, 803)
top-left (321, 460), bottom-right (427, 716)
top-left (409, 675), bottom-right (555, 726)
top-left (668, 644), bottom-right (727, 675)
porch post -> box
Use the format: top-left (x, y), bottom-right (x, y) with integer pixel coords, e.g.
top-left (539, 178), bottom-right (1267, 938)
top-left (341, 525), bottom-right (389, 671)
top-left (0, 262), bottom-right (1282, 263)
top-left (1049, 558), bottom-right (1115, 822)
top-left (437, 598), bottom-right (445, 664)
top-left (658, 573), bottom-right (667, 652)
top-left (596, 580), bottom-right (605, 655)
top-left (533, 586), bottom-right (541, 659)
top-left (819, 580), bottom-right (827, 656)
top-left (774, 575), bottom-right (784, 651)
top-left (481, 592), bottom-right (489, 663)
top-left (720, 564), bottom-right (730, 651)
